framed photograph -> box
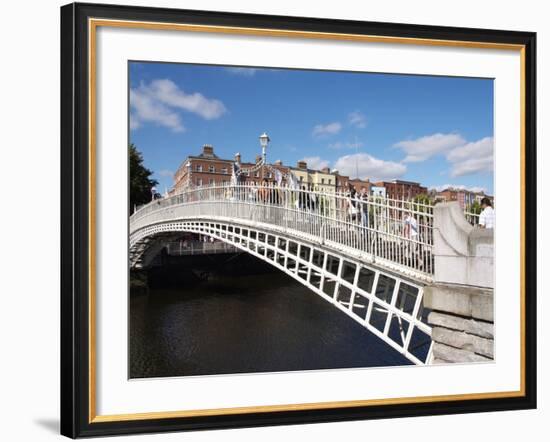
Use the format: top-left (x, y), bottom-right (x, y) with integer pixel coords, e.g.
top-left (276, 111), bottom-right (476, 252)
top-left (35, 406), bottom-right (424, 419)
top-left (60, 2), bottom-right (537, 438)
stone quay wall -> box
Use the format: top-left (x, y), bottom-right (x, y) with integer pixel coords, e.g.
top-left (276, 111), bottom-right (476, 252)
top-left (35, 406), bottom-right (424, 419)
top-left (424, 202), bottom-right (494, 364)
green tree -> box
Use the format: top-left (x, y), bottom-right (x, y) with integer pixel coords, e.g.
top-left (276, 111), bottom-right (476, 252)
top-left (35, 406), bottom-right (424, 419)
top-left (412, 193), bottom-right (433, 213)
top-left (130, 143), bottom-right (158, 213)
top-left (466, 200), bottom-right (482, 215)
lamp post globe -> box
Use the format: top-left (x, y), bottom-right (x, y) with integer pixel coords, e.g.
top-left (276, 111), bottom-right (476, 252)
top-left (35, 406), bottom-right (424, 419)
top-left (259, 132), bottom-right (270, 161)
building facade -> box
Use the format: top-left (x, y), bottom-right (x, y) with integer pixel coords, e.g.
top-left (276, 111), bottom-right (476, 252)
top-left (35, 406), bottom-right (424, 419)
top-left (172, 144), bottom-right (233, 194)
top-left (435, 187), bottom-right (493, 210)
top-left (348, 178), bottom-right (371, 194)
top-left (172, 145), bottom-right (293, 193)
top-left (374, 179), bottom-right (427, 200)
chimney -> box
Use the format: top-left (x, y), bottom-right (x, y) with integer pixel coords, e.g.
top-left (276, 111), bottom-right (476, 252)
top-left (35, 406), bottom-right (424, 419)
top-left (297, 160), bottom-right (307, 170)
top-left (321, 166), bottom-right (330, 174)
top-left (202, 144), bottom-right (214, 157)
top-left (235, 152), bottom-right (241, 164)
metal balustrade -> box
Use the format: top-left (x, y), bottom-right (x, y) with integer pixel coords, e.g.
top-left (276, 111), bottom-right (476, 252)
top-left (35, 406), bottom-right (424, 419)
top-left (165, 240), bottom-right (238, 256)
top-left (131, 183), bottom-right (435, 281)
top-left (131, 219), bottom-right (433, 365)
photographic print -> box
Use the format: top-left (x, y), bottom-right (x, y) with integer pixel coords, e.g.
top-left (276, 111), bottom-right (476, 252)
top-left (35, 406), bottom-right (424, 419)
top-left (128, 62), bottom-right (495, 378)
top-left (61, 4), bottom-right (536, 436)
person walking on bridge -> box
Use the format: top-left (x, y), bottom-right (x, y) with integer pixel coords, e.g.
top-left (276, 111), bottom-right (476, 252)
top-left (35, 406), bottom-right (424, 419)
top-left (478, 197), bottom-right (495, 229)
top-left (404, 211), bottom-right (423, 270)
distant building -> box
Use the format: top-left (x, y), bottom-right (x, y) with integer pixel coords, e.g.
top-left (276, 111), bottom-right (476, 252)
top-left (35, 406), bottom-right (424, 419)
top-left (290, 161), bottom-right (340, 192)
top-left (170, 145), bottom-right (434, 202)
top-left (332, 170), bottom-right (350, 193)
top-left (349, 178), bottom-right (371, 194)
top-left (374, 180), bottom-right (427, 200)
top-left (290, 160), bottom-right (311, 188)
top-left (172, 144), bottom-right (233, 194)
top-left (435, 187), bottom-right (493, 210)
top-left (312, 167), bottom-right (336, 193)
top-left (172, 145), bottom-right (294, 193)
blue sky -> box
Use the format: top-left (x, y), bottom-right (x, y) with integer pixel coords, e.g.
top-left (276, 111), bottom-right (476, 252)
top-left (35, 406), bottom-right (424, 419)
top-left (129, 62), bottom-right (494, 195)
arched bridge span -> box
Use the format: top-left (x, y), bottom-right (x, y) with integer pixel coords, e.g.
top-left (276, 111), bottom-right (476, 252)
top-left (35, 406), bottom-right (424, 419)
top-left (130, 184), bottom-right (435, 365)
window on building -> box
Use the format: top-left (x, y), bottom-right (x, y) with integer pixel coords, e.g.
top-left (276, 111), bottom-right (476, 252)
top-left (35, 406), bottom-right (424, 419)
top-left (268, 172), bottom-right (272, 178)
top-left (254, 171), bottom-right (260, 178)
top-left (196, 178), bottom-right (203, 186)
top-left (328, 179), bottom-right (332, 184)
top-left (209, 165), bottom-right (215, 173)
top-left (221, 167), bottom-right (228, 174)
top-left (196, 165), bottom-right (203, 172)
top-left (321, 178), bottom-right (325, 184)
top-left (299, 176), bottom-right (303, 182)
top-left (209, 178), bottom-right (215, 185)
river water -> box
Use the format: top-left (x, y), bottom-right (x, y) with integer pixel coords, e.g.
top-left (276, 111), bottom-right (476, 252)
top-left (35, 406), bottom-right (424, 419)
top-left (130, 255), bottom-right (411, 379)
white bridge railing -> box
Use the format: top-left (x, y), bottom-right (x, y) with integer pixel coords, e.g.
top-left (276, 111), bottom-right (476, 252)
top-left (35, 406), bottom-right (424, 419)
top-left (131, 183), bottom-right (435, 280)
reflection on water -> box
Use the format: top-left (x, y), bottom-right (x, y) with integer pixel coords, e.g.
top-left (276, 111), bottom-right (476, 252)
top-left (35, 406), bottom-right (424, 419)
top-left (130, 267), bottom-right (411, 378)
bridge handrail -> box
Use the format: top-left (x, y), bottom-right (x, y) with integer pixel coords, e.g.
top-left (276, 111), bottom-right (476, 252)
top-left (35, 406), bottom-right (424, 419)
top-left (130, 183), bottom-right (435, 278)
top-left (133, 183), bottom-right (434, 221)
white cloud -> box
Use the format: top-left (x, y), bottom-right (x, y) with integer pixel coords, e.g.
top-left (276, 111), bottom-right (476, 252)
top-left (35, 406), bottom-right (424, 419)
top-left (225, 67), bottom-right (258, 77)
top-left (446, 136), bottom-right (493, 177)
top-left (333, 153), bottom-right (407, 182)
top-left (328, 141), bottom-right (364, 150)
top-left (130, 79), bottom-right (227, 132)
top-left (348, 111), bottom-right (367, 128)
top-left (130, 87), bottom-right (185, 132)
top-left (301, 156), bottom-right (330, 170)
top-left (312, 122), bottom-right (342, 137)
top-left (431, 184), bottom-right (487, 193)
top-left (395, 133), bottom-right (466, 162)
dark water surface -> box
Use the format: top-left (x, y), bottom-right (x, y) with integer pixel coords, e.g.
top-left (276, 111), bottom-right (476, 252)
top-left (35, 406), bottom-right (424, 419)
top-left (130, 264), bottom-right (411, 378)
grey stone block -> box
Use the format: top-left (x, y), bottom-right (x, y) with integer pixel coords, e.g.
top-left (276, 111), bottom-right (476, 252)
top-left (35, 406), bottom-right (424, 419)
top-left (431, 343), bottom-right (492, 364)
top-left (431, 327), bottom-right (494, 359)
top-left (424, 283), bottom-right (494, 322)
top-left (428, 311), bottom-right (494, 339)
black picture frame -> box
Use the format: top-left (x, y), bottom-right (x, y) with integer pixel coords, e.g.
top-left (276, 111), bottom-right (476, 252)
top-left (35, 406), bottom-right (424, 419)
top-left (61, 2), bottom-right (537, 438)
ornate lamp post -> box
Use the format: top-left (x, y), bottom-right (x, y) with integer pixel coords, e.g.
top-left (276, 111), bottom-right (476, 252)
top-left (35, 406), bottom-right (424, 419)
top-left (259, 132), bottom-right (270, 179)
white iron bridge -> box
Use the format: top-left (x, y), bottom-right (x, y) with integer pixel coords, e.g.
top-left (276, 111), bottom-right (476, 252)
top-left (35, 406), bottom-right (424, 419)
top-left (130, 183), bottom-right (437, 365)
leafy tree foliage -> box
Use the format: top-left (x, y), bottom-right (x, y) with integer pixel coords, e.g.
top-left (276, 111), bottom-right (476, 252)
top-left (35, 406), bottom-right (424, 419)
top-left (412, 193), bottom-right (433, 213)
top-left (130, 143), bottom-right (158, 213)
top-left (466, 200), bottom-right (482, 215)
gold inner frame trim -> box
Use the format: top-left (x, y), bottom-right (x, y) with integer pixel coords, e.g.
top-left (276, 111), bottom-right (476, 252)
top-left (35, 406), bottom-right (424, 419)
top-left (88, 17), bottom-right (527, 424)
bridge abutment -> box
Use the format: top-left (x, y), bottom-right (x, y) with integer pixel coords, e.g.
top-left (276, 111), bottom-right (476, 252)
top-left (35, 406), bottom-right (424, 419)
top-left (425, 202), bottom-right (494, 364)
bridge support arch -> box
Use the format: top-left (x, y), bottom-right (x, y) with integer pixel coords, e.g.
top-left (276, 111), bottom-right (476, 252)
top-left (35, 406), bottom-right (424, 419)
top-left (130, 218), bottom-right (433, 365)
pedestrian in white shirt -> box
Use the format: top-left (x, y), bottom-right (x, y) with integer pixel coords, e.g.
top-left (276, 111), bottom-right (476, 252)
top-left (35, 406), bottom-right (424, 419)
top-left (478, 197), bottom-right (495, 229)
top-left (404, 212), bottom-right (423, 270)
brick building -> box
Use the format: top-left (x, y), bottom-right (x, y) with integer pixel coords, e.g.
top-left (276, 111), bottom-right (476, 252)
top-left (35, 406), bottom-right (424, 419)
top-left (374, 179), bottom-right (427, 200)
top-left (435, 187), bottom-right (493, 210)
top-left (172, 144), bottom-right (233, 194)
top-left (348, 178), bottom-right (371, 194)
top-left (332, 170), bottom-right (350, 193)
top-left (171, 145), bottom-right (292, 193)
